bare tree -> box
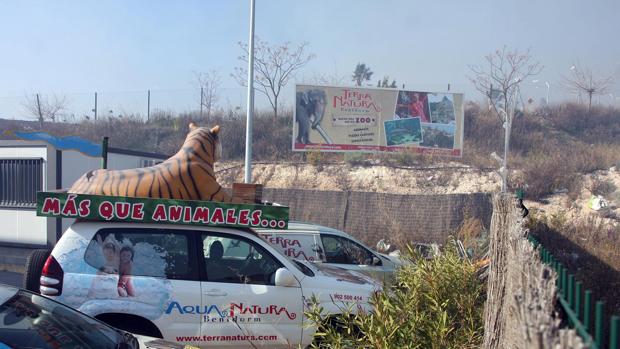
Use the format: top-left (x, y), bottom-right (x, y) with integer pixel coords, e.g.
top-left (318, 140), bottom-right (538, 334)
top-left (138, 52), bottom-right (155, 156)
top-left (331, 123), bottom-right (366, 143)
top-left (310, 72), bottom-right (347, 86)
top-left (310, 63), bottom-right (348, 86)
top-left (195, 70), bottom-right (222, 120)
top-left (469, 47), bottom-right (543, 192)
top-left (352, 63), bottom-right (373, 86)
top-left (233, 38), bottom-right (315, 119)
top-left (563, 63), bottom-right (613, 112)
top-left (22, 93), bottom-right (69, 128)
top-left (377, 76), bottom-right (397, 88)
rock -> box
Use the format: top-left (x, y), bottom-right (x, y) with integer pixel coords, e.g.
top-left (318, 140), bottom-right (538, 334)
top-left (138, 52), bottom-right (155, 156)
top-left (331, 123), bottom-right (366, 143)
top-left (588, 195), bottom-right (608, 211)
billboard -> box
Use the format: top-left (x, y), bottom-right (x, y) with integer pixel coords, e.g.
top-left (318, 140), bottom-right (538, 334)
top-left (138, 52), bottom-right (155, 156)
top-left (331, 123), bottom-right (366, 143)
top-left (293, 84), bottom-right (464, 157)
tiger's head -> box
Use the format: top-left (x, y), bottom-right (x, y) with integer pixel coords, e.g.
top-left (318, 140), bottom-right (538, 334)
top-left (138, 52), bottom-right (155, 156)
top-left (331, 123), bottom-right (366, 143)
top-left (187, 122), bottom-right (223, 162)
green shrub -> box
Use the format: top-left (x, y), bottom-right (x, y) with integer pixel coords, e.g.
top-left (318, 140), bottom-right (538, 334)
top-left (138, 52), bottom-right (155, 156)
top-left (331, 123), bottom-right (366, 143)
top-left (304, 242), bottom-right (485, 349)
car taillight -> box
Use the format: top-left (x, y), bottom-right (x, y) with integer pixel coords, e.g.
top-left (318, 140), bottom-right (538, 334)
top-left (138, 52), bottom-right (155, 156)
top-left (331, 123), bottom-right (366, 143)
top-left (40, 255), bottom-right (63, 296)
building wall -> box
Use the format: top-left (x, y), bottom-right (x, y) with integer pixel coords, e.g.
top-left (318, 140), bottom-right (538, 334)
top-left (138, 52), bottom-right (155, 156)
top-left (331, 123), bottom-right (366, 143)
top-left (1, 142), bottom-right (167, 247)
top-left (0, 144), bottom-right (50, 246)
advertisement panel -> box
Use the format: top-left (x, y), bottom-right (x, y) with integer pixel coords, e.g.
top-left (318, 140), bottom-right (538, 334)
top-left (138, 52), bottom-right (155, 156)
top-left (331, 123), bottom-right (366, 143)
top-left (37, 192), bottom-right (289, 229)
top-left (293, 84), bottom-right (464, 157)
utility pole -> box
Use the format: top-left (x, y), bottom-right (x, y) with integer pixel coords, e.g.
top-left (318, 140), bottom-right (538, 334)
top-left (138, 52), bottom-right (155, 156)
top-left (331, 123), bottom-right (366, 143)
top-left (35, 93), bottom-right (43, 123)
top-left (200, 87), bottom-right (204, 119)
top-left (244, 0), bottom-right (256, 184)
top-left (147, 90), bottom-right (151, 121)
top-left (94, 92), bottom-right (98, 120)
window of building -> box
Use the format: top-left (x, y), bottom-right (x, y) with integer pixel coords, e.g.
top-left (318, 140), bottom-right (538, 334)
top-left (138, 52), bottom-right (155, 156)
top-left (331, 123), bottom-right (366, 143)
top-left (0, 158), bottom-right (43, 208)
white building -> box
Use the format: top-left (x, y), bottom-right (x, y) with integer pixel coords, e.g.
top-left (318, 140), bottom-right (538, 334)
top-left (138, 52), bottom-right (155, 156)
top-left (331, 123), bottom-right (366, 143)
top-left (0, 139), bottom-right (168, 271)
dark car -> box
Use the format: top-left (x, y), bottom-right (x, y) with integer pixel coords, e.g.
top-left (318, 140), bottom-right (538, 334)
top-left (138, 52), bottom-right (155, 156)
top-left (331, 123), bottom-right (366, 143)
top-left (0, 284), bottom-right (184, 349)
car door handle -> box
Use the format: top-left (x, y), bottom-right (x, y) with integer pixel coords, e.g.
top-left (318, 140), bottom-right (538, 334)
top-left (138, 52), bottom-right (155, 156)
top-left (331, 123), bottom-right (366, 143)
top-left (204, 289), bottom-right (228, 297)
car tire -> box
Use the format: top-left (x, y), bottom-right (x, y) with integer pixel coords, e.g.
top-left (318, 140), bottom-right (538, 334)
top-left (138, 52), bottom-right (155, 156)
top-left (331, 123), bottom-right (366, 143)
top-left (23, 249), bottom-right (51, 293)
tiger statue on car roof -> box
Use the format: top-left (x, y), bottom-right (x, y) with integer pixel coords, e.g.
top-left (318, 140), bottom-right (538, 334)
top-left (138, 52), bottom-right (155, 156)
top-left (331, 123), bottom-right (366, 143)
top-left (69, 123), bottom-right (231, 202)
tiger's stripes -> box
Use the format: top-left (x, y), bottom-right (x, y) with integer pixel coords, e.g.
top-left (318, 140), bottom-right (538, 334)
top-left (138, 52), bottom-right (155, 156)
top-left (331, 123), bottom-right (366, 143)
top-left (68, 123), bottom-right (232, 202)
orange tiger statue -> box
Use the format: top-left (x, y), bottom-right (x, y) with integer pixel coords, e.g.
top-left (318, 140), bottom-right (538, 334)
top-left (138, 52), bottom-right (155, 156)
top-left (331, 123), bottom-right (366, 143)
top-left (69, 123), bottom-right (232, 202)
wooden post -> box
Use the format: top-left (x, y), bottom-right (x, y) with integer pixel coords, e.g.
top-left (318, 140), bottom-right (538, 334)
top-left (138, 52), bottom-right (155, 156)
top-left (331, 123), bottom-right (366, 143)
top-left (482, 194), bottom-right (585, 348)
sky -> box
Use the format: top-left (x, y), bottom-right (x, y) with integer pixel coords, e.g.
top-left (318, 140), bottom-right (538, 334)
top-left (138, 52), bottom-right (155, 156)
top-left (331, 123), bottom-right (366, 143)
top-left (1, 0), bottom-right (619, 119)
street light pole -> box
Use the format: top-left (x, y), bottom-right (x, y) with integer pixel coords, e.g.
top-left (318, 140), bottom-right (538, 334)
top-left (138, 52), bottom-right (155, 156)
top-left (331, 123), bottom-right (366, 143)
top-left (244, 0), bottom-right (256, 184)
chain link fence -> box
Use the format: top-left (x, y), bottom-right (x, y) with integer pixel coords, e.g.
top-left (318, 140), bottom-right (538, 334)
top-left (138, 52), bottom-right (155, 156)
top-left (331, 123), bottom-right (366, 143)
top-left (0, 88), bottom-right (248, 122)
top-left (262, 188), bottom-right (492, 247)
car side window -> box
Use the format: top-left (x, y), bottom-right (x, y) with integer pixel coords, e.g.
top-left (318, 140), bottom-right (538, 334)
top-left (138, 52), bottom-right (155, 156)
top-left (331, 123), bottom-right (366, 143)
top-left (201, 234), bottom-right (282, 285)
top-left (321, 235), bottom-right (378, 266)
top-left (84, 228), bottom-right (196, 281)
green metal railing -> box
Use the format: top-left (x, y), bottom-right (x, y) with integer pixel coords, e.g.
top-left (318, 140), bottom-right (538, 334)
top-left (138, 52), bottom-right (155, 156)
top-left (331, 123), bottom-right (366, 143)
top-left (529, 236), bottom-right (620, 349)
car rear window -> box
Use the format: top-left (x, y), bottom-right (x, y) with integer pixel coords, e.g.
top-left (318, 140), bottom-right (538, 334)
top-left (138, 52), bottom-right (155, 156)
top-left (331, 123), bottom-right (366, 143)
top-left (260, 232), bottom-right (324, 262)
top-left (84, 228), bottom-right (196, 280)
top-left (0, 291), bottom-right (122, 349)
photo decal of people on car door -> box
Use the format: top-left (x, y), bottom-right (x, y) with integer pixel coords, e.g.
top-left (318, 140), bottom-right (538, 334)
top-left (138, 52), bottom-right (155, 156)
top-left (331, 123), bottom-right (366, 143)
top-left (87, 233), bottom-right (135, 297)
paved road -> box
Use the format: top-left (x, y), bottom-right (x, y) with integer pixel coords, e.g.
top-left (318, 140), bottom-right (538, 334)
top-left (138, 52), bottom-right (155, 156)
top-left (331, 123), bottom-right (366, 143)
top-left (0, 271), bottom-right (22, 288)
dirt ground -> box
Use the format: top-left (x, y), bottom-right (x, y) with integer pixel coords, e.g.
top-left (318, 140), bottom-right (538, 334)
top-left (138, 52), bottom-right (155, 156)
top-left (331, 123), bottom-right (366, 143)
top-left (215, 161), bottom-right (501, 194)
top-left (215, 161), bottom-right (620, 225)
top-left (527, 166), bottom-right (620, 225)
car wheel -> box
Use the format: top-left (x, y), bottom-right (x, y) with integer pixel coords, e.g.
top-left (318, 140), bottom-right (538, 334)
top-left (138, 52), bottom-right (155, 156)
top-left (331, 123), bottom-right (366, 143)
top-left (23, 249), bottom-right (51, 293)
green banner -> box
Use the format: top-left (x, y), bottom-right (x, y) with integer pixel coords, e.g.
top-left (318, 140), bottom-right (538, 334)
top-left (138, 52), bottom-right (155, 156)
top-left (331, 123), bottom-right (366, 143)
top-left (37, 192), bottom-right (289, 229)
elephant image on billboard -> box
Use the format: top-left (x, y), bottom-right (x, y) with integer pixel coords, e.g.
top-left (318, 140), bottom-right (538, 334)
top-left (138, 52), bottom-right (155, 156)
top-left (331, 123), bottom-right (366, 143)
top-left (295, 89), bottom-right (331, 144)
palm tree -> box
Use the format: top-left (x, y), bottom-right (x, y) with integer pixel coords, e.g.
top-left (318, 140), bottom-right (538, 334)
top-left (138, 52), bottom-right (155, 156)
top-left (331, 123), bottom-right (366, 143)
top-left (352, 63), bottom-right (373, 86)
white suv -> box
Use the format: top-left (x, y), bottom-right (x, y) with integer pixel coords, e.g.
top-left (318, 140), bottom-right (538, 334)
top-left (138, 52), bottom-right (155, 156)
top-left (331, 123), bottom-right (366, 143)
top-left (32, 222), bottom-right (380, 348)
top-left (257, 222), bottom-right (404, 284)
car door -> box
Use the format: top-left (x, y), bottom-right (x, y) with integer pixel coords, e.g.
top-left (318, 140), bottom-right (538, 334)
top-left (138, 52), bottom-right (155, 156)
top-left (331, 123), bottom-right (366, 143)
top-left (319, 234), bottom-right (386, 282)
top-left (82, 228), bottom-right (203, 347)
top-left (199, 231), bottom-right (303, 348)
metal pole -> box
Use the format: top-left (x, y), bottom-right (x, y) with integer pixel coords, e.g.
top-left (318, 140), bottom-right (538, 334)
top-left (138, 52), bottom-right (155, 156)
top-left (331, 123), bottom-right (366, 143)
top-left (101, 137), bottom-right (109, 169)
top-left (584, 290), bottom-right (593, 331)
top-left (610, 315), bottom-right (619, 349)
top-left (244, 0), bottom-right (256, 184)
top-left (568, 274), bottom-right (575, 309)
top-left (561, 267), bottom-right (567, 297)
top-left (94, 92), bottom-right (98, 120)
top-left (575, 281), bottom-right (583, 320)
top-left (595, 301), bottom-right (604, 348)
top-left (147, 90), bottom-right (151, 121)
top-left (36, 93), bottom-right (43, 124)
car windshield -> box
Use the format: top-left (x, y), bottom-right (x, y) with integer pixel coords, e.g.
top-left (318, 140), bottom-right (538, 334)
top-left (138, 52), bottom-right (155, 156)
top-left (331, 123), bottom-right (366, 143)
top-left (0, 290), bottom-right (126, 349)
top-left (292, 259), bottom-right (315, 277)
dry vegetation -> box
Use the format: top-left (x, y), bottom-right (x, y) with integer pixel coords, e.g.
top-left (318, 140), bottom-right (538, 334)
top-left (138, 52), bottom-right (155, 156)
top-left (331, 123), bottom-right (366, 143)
top-left (4, 102), bottom-right (620, 195)
top-left (3, 100), bottom-right (620, 335)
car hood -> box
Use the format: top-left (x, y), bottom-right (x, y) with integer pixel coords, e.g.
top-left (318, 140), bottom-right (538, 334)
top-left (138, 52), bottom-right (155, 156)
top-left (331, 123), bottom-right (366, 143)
top-left (298, 262), bottom-right (381, 297)
top-left (379, 253), bottom-right (408, 266)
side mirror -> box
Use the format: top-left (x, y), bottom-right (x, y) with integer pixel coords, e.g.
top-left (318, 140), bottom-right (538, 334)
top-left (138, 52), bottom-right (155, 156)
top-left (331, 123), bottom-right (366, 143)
top-left (372, 256), bottom-right (382, 266)
top-left (274, 268), bottom-right (300, 288)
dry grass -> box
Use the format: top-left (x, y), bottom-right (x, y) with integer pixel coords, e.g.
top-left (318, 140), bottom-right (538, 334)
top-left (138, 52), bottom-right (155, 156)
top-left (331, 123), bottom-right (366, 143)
top-left (528, 210), bottom-right (620, 328)
top-left (4, 102), bottom-right (620, 200)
